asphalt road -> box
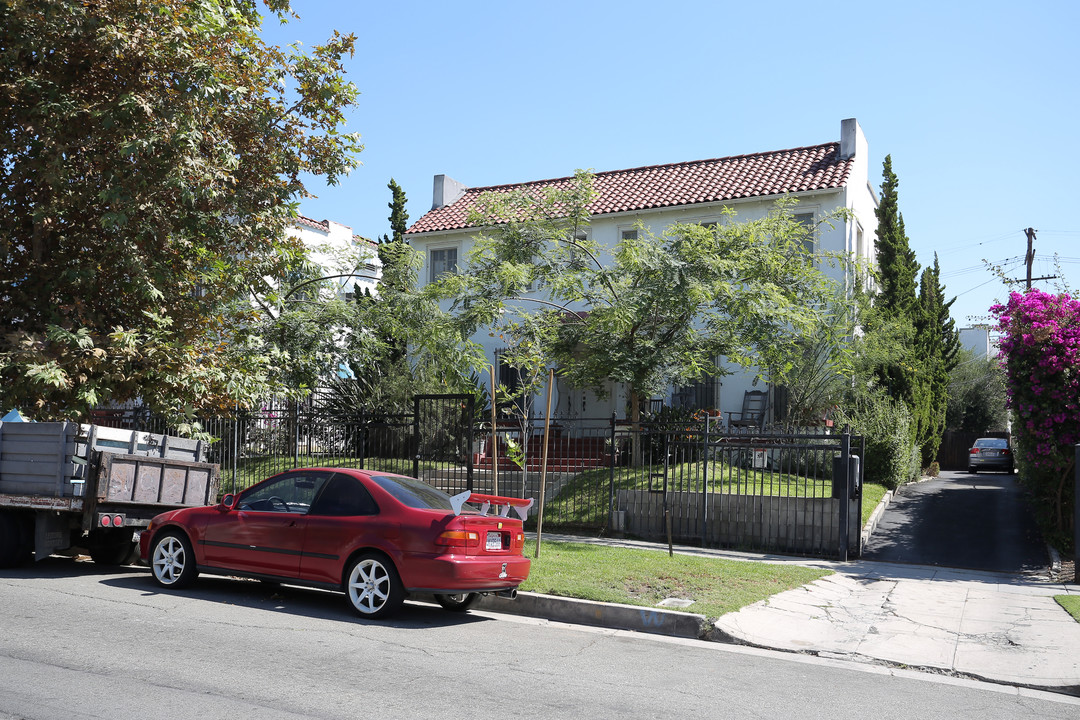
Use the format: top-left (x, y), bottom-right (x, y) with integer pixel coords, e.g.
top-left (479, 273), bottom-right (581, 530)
top-left (862, 469), bottom-right (1049, 573)
top-left (1, 557), bottom-right (1076, 719)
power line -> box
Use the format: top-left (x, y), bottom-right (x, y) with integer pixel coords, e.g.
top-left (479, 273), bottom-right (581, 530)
top-left (935, 229), bottom-right (1024, 256)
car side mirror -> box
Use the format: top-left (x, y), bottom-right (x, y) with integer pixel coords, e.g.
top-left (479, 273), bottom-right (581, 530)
top-left (220, 494), bottom-right (237, 511)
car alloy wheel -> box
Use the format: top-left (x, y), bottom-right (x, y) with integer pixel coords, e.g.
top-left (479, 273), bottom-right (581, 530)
top-left (346, 553), bottom-right (404, 618)
top-left (151, 532), bottom-right (198, 588)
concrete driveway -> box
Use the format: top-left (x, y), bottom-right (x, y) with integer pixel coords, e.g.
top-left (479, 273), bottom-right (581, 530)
top-left (861, 470), bottom-right (1048, 574)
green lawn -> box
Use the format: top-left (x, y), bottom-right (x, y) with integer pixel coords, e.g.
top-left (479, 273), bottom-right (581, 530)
top-left (520, 539), bottom-right (831, 621)
top-left (1056, 595), bottom-right (1080, 623)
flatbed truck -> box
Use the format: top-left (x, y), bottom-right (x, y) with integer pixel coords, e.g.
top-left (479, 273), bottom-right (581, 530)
top-left (0, 421), bottom-right (219, 567)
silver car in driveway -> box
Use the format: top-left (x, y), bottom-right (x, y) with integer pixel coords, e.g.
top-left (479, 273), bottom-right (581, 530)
top-left (967, 437), bottom-right (1014, 473)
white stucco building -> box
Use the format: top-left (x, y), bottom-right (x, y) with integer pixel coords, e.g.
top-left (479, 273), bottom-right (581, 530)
top-left (958, 327), bottom-right (994, 358)
top-left (405, 119), bottom-right (878, 423)
top-left (290, 216), bottom-right (381, 300)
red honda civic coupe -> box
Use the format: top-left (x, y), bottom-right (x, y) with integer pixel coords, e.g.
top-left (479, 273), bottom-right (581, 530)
top-left (139, 468), bottom-right (532, 619)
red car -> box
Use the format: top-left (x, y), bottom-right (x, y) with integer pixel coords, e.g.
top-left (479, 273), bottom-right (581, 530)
top-left (139, 468), bottom-right (532, 619)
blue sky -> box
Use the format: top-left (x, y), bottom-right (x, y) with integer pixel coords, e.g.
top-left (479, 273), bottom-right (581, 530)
top-left (261, 1), bottom-right (1079, 328)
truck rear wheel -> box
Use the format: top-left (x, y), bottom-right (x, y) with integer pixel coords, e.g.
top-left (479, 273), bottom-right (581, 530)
top-left (0, 511), bottom-right (32, 568)
top-left (88, 527), bottom-right (140, 566)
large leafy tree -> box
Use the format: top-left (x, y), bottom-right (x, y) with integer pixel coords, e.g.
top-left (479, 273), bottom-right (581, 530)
top-left (0, 0), bottom-right (362, 420)
top-left (442, 171), bottom-right (847, 431)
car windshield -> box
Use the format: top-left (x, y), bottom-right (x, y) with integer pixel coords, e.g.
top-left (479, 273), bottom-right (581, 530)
top-left (370, 475), bottom-right (454, 511)
top-left (974, 438), bottom-right (1008, 449)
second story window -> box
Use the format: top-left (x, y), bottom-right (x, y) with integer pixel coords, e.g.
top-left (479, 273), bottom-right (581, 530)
top-left (429, 247), bottom-right (458, 283)
top-left (794, 213), bottom-right (815, 255)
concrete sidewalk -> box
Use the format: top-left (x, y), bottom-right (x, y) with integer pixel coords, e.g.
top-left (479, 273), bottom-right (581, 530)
top-left (476, 534), bottom-right (1080, 696)
top-left (713, 561), bottom-right (1080, 694)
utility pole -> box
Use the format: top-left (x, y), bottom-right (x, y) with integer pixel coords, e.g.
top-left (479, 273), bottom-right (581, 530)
top-left (1024, 227), bottom-right (1037, 290)
top-left (1014, 227), bottom-right (1056, 289)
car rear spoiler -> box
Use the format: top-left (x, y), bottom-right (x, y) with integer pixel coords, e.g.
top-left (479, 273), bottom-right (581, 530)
top-left (449, 491), bottom-right (534, 521)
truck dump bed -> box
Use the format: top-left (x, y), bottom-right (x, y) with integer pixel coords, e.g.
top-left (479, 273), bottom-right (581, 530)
top-left (0, 422), bottom-right (218, 509)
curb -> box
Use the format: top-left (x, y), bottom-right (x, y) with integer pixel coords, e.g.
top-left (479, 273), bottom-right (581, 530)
top-left (474, 591), bottom-right (710, 640)
top-left (860, 489), bottom-right (893, 548)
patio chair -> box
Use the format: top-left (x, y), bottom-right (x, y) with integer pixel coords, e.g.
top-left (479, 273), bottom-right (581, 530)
top-left (728, 390), bottom-right (769, 429)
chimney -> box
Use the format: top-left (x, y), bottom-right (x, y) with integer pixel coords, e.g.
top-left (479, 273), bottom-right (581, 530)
top-left (840, 118), bottom-right (865, 160)
top-left (432, 174), bottom-right (467, 210)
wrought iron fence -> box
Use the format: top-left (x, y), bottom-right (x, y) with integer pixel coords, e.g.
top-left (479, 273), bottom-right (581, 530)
top-left (90, 402), bottom-right (864, 559)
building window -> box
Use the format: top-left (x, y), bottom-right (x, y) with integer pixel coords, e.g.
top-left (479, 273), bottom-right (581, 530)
top-left (620, 229), bottom-right (638, 241)
top-left (429, 247), bottom-right (457, 283)
top-left (794, 213), bottom-right (815, 255)
top-left (495, 351), bottom-right (525, 417)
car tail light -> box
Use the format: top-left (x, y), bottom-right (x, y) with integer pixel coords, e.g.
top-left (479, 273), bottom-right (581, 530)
top-left (969, 448), bottom-right (979, 454)
top-left (436, 530), bottom-right (480, 548)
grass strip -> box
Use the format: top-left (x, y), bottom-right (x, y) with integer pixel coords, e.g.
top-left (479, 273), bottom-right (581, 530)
top-left (1055, 595), bottom-right (1080, 622)
top-left (519, 540), bottom-right (831, 621)
top-left (861, 482), bottom-right (888, 528)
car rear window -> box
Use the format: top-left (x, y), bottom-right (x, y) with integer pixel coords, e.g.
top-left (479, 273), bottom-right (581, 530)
top-left (370, 475), bottom-right (454, 511)
top-left (974, 438), bottom-right (1008, 448)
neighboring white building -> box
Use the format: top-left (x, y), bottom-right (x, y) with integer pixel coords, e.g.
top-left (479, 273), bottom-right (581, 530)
top-left (404, 119), bottom-right (878, 423)
top-left (959, 327), bottom-right (993, 358)
top-left (289, 216), bottom-right (382, 381)
top-left (290, 216), bottom-right (381, 299)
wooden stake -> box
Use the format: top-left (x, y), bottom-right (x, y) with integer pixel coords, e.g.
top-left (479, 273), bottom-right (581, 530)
top-left (535, 368), bottom-right (554, 558)
top-left (490, 364), bottom-right (498, 497)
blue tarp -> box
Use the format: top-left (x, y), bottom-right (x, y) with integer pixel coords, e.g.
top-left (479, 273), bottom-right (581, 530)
top-left (1, 409), bottom-right (28, 422)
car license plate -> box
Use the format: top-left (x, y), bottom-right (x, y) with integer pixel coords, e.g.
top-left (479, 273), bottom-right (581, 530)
top-left (486, 532), bottom-right (503, 551)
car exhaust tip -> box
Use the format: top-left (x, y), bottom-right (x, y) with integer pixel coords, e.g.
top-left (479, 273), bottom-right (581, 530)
top-left (494, 589), bottom-right (517, 600)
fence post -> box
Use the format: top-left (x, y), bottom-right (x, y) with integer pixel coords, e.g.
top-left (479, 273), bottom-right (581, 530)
top-left (231, 405), bottom-right (239, 496)
top-left (837, 430), bottom-right (851, 562)
top-left (701, 414), bottom-right (710, 547)
top-left (358, 408), bottom-right (367, 471)
top-left (608, 412), bottom-right (616, 533)
top-left (291, 399), bottom-right (299, 469)
top-left (466, 396), bottom-right (475, 493)
top-left (412, 395), bottom-right (421, 480)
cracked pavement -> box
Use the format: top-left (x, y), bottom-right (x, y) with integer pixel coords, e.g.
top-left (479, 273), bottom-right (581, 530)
top-left (712, 561), bottom-right (1080, 693)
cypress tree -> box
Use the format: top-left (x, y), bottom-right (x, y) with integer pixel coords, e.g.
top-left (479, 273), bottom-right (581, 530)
top-left (377, 177), bottom-right (410, 292)
top-left (875, 155), bottom-right (919, 317)
top-left (387, 177), bottom-right (409, 244)
top-left (914, 255), bottom-right (961, 464)
top-left (871, 155), bottom-right (921, 404)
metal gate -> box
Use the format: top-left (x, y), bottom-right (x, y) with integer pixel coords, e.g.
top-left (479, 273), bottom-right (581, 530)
top-left (611, 421), bottom-right (865, 560)
top-left (412, 394), bottom-right (475, 494)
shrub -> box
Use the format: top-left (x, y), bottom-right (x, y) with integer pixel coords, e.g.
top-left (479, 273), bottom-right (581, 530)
top-left (835, 387), bottom-right (919, 490)
top-left (992, 290), bottom-right (1079, 552)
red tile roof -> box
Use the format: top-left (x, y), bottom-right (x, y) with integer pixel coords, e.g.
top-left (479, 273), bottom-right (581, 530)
top-left (295, 215), bottom-right (330, 232)
top-left (406, 142), bottom-right (852, 235)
